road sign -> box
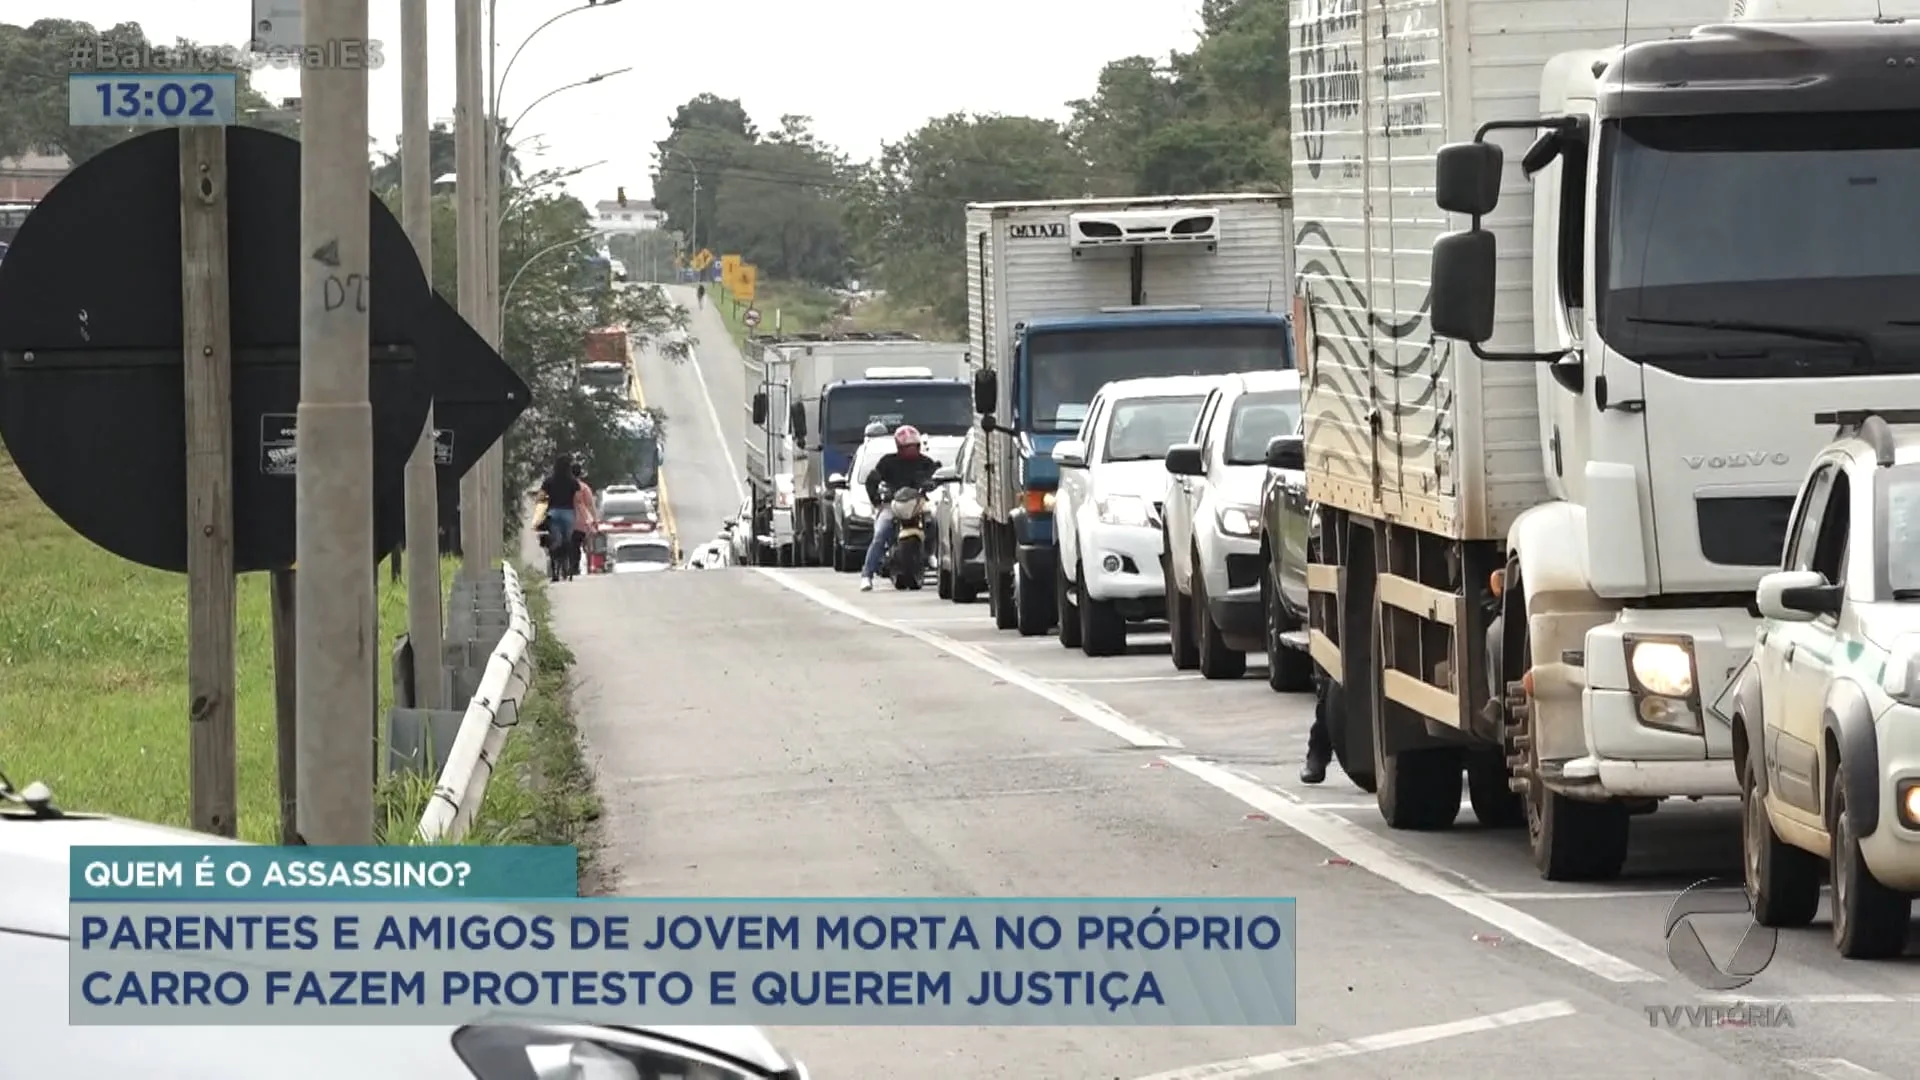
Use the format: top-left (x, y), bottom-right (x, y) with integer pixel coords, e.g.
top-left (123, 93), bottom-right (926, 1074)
top-left (0, 126), bottom-right (524, 574)
top-left (743, 308), bottom-right (761, 328)
top-left (736, 264), bottom-right (757, 302)
top-left (415, 292), bottom-right (530, 482)
top-left (721, 254), bottom-right (741, 287)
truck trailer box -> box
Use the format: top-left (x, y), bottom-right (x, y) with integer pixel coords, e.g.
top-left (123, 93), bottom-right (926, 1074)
top-left (1292, 0), bottom-right (1728, 540)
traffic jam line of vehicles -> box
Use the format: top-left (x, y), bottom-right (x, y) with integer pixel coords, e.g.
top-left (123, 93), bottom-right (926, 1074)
top-left (719, 3), bottom-right (1920, 961)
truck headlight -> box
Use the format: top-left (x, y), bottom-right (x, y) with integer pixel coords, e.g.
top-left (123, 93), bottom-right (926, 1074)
top-left (1878, 635), bottom-right (1920, 708)
top-left (1625, 636), bottom-right (1700, 733)
top-left (1216, 505), bottom-right (1259, 537)
top-left (1097, 494), bottom-right (1149, 527)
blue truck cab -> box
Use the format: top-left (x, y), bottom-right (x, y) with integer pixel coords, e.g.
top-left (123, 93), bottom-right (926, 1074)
top-left (973, 309), bottom-right (1295, 634)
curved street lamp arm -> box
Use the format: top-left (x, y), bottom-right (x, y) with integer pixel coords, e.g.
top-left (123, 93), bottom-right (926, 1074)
top-left (495, 4), bottom-right (591, 107)
top-left (504, 68), bottom-right (632, 144)
top-left (500, 230), bottom-right (601, 320)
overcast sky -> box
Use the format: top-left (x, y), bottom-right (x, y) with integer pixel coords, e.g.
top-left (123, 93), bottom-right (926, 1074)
top-left (28, 0), bottom-right (1204, 204)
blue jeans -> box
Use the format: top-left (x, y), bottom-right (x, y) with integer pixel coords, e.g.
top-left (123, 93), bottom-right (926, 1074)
top-left (546, 508), bottom-right (576, 553)
top-left (863, 509), bottom-right (937, 577)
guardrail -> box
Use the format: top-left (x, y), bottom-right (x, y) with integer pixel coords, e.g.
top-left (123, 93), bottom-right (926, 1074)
top-left (416, 562), bottom-right (535, 842)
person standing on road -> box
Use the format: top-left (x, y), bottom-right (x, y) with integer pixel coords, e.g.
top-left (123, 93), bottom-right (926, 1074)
top-left (860, 425), bottom-right (941, 590)
top-left (696, 283), bottom-right (706, 308)
top-left (570, 460), bottom-right (598, 576)
top-left (1301, 679), bottom-right (1332, 783)
top-left (539, 454), bottom-right (583, 581)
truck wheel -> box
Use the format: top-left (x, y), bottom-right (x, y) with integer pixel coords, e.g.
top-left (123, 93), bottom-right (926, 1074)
top-left (990, 568), bottom-right (1018, 630)
top-left (1828, 771), bottom-right (1911, 958)
top-left (1263, 565), bottom-right (1312, 692)
top-left (1467, 750), bottom-right (1524, 828)
top-left (1507, 580), bottom-right (1631, 880)
top-left (1369, 580), bottom-right (1459, 829)
top-left (1164, 553), bottom-right (1198, 671)
top-left (1080, 565), bottom-right (1127, 658)
top-left (1014, 563), bottom-right (1052, 637)
top-left (1323, 676), bottom-right (1376, 793)
top-left (1056, 558), bottom-right (1083, 649)
top-left (1742, 753), bottom-right (1820, 928)
top-left (1193, 552), bottom-right (1246, 679)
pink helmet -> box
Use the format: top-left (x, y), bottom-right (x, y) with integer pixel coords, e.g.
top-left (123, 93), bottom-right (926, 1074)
top-left (893, 424), bottom-right (922, 448)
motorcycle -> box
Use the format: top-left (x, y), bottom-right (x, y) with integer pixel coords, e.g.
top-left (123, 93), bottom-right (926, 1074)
top-left (882, 482), bottom-right (935, 590)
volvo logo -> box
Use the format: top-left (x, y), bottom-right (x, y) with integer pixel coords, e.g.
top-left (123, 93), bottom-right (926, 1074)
top-left (1682, 451), bottom-right (1790, 470)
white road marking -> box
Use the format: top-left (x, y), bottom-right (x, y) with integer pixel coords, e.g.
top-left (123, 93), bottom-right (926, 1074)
top-left (760, 567), bottom-right (1660, 984)
top-left (1483, 889), bottom-right (1687, 901)
top-left (1052, 674), bottom-right (1202, 684)
top-left (1126, 999), bottom-right (1577, 1079)
top-left (1707, 993), bottom-right (1920, 1005)
top-left (681, 337), bottom-right (744, 502)
top-left (757, 568), bottom-right (1185, 749)
top-left (1163, 756), bottom-right (1660, 983)
top-left (1793, 1060), bottom-right (1892, 1079)
top-left (893, 615), bottom-right (994, 625)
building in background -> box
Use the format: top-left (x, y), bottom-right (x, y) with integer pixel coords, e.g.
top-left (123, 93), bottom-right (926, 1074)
top-left (0, 152), bottom-right (69, 204)
top-left (593, 197), bottom-right (662, 235)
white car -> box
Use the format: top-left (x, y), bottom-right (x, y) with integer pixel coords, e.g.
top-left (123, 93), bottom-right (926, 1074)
top-left (1051, 377), bottom-right (1223, 656)
top-left (1162, 370), bottom-right (1303, 679)
top-left (1735, 414), bottom-right (1920, 959)
top-left (932, 427), bottom-right (986, 603)
top-left (609, 535), bottom-right (674, 573)
top-left (688, 540), bottom-right (732, 569)
top-left (0, 786), bottom-right (808, 1078)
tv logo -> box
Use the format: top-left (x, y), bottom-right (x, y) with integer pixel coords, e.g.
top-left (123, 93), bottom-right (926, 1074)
top-left (1663, 878), bottom-right (1776, 991)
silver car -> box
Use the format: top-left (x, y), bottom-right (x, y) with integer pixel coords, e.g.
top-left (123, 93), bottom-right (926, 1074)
top-left (931, 426), bottom-right (986, 603)
top-left (2, 790), bottom-right (809, 1079)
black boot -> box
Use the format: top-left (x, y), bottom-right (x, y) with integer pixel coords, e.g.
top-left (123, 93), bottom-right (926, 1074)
top-left (1299, 755), bottom-right (1330, 784)
top-left (1300, 707), bottom-right (1332, 784)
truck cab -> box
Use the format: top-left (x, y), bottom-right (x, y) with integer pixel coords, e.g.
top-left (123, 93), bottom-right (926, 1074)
top-left (1424, 13), bottom-right (1920, 876)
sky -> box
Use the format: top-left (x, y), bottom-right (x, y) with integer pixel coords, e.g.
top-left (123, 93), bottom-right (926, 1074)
top-left (20, 0), bottom-right (1206, 204)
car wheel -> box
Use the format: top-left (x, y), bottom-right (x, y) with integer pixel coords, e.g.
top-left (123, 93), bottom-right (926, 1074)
top-left (1742, 751), bottom-right (1821, 927)
top-left (1829, 772), bottom-right (1912, 958)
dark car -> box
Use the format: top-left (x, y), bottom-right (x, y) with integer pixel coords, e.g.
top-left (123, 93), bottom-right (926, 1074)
top-left (1257, 432), bottom-right (1315, 692)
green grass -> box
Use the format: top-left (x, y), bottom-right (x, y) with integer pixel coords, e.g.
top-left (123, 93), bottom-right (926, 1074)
top-left (0, 453), bottom-right (518, 844)
top-left (712, 280), bottom-right (960, 342)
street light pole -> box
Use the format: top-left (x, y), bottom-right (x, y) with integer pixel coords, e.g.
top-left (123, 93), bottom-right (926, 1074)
top-left (455, 0), bottom-right (488, 576)
top-left (501, 230), bottom-right (601, 316)
top-left (297, 0), bottom-right (376, 844)
top-left (400, 0), bottom-right (444, 708)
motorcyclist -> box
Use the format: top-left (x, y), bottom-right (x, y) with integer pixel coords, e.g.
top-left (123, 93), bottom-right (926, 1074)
top-left (860, 425), bottom-right (940, 591)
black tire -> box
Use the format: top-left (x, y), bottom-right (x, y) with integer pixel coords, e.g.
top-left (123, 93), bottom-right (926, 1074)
top-left (1263, 564), bottom-right (1312, 692)
top-left (1506, 568), bottom-right (1632, 881)
top-left (1080, 565), bottom-right (1127, 657)
top-left (1323, 676), bottom-right (1377, 792)
top-left (1829, 774), bottom-right (1912, 958)
top-left (1369, 577), bottom-right (1459, 829)
top-left (1742, 753), bottom-right (1821, 928)
top-left (1014, 563), bottom-right (1052, 637)
top-left (892, 536), bottom-right (923, 589)
top-left (1194, 548), bottom-right (1246, 680)
top-left (954, 572), bottom-right (981, 604)
top-left (1056, 557), bottom-right (1082, 649)
top-left (833, 543), bottom-right (857, 573)
top-left (990, 567), bottom-right (1018, 630)
top-left (1467, 750), bottom-right (1525, 828)
top-left (1165, 552), bottom-right (1198, 671)
top-left (937, 565), bottom-right (953, 599)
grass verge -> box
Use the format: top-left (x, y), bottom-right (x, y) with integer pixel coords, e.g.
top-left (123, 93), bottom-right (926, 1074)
top-left (712, 280), bottom-right (958, 342)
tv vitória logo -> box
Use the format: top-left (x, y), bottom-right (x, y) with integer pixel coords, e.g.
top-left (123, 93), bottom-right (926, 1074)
top-left (1663, 878), bottom-right (1777, 991)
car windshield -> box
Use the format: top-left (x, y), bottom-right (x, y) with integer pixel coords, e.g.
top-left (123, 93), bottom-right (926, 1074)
top-left (614, 543), bottom-right (671, 564)
top-left (1602, 110), bottom-right (1920, 377)
top-left (1102, 395), bottom-right (1207, 462)
top-left (1224, 389), bottom-right (1301, 465)
top-left (850, 439), bottom-right (893, 495)
top-left (1024, 323), bottom-right (1290, 433)
top-left (601, 496), bottom-right (653, 520)
top-left (580, 364), bottom-right (627, 391)
top-left (823, 383), bottom-right (972, 444)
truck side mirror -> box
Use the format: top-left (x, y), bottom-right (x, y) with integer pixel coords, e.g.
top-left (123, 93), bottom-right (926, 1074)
top-left (751, 391), bottom-right (768, 426)
top-left (1435, 141), bottom-right (1503, 216)
top-left (1264, 434), bottom-right (1304, 471)
top-left (973, 369), bottom-right (997, 414)
top-left (827, 473), bottom-right (848, 490)
top-left (1164, 443), bottom-right (1204, 476)
top-left (1430, 232), bottom-right (1497, 345)
top-left (789, 401), bottom-right (807, 440)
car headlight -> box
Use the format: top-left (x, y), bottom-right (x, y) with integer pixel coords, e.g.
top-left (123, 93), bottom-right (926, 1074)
top-left (1879, 634), bottom-right (1920, 708)
top-left (1096, 494), bottom-right (1149, 527)
top-left (1216, 504), bottom-right (1259, 537)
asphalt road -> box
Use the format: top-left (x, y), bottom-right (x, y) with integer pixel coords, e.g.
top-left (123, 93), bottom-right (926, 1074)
top-left (545, 287), bottom-right (1920, 1078)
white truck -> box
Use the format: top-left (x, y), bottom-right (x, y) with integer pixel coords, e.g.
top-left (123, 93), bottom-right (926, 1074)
top-left (1296, 0), bottom-right (1920, 880)
top-left (966, 195), bottom-right (1296, 636)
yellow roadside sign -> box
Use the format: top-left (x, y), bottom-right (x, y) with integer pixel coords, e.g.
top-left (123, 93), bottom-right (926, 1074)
top-left (721, 254), bottom-right (741, 283)
top-left (736, 263), bottom-right (757, 302)
top-left (693, 249), bottom-right (713, 270)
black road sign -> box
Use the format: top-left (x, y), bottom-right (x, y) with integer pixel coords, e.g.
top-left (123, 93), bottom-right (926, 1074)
top-left (0, 125), bottom-right (530, 574)
top-left (418, 292), bottom-right (529, 481)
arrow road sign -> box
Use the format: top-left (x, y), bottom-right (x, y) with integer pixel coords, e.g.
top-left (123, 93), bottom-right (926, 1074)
top-left (0, 126), bottom-right (434, 573)
top-left (415, 291), bottom-right (530, 481)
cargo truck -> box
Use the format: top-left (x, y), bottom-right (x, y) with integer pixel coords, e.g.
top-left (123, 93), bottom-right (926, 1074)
top-left (579, 326), bottom-right (632, 397)
top-left (966, 195), bottom-right (1296, 636)
top-left (1294, 0), bottom-right (1920, 880)
top-left (744, 333), bottom-right (971, 566)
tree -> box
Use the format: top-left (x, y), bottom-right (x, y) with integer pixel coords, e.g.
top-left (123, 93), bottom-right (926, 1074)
top-left (706, 116), bottom-right (850, 283)
top-left (649, 94), bottom-right (755, 254)
top-left (368, 118), bottom-right (520, 196)
top-left (849, 113), bottom-right (1086, 330)
top-left (1067, 56), bottom-right (1194, 195)
top-left (0, 19), bottom-right (293, 164)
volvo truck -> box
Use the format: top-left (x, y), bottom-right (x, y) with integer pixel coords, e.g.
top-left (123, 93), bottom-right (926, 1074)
top-left (1295, 0), bottom-right (1920, 879)
top-left (967, 195), bottom-right (1296, 636)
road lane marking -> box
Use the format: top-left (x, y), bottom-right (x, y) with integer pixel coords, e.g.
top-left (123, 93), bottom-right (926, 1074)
top-left (757, 568), bottom-right (1184, 749)
top-left (679, 292), bottom-right (744, 501)
top-left (1164, 756), bottom-right (1660, 983)
top-left (760, 567), bottom-right (1661, 984)
top-left (629, 364), bottom-right (679, 560)
top-left (1127, 999), bottom-right (1577, 1079)
top-left (1052, 675), bottom-right (1202, 684)
top-left (1793, 1060), bottom-right (1892, 1079)
top-left (1483, 889), bottom-right (1688, 901)
top-left (1707, 993), bottom-right (1920, 1005)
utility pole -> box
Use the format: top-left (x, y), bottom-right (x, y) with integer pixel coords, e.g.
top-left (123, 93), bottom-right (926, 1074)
top-left (455, 0), bottom-right (487, 576)
top-left (297, 0), bottom-right (376, 843)
top-left (690, 174), bottom-right (700, 265)
top-left (480, 5), bottom-right (505, 569)
top-left (400, 0), bottom-right (444, 707)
